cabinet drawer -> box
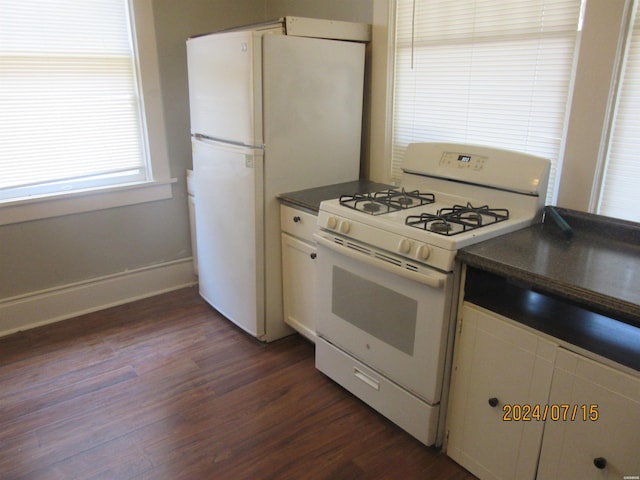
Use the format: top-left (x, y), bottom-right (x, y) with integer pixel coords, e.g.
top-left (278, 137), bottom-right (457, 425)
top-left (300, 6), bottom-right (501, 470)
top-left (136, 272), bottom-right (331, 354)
top-left (281, 205), bottom-right (317, 241)
top-left (316, 337), bottom-right (439, 446)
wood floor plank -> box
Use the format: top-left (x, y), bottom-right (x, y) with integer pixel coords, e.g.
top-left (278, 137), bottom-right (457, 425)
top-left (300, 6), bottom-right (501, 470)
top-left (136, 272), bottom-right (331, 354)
top-left (0, 287), bottom-right (476, 480)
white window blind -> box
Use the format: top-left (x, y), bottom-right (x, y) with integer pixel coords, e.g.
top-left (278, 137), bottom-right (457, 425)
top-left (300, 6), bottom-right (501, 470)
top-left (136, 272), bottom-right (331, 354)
top-left (392, 0), bottom-right (582, 203)
top-left (598, 3), bottom-right (640, 222)
top-left (0, 0), bottom-right (147, 202)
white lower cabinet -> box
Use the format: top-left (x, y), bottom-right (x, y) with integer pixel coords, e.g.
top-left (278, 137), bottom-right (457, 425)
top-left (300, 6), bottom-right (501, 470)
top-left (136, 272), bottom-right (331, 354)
top-left (537, 348), bottom-right (640, 480)
top-left (446, 303), bottom-right (556, 480)
top-left (280, 205), bottom-right (317, 342)
top-left (447, 302), bottom-right (640, 480)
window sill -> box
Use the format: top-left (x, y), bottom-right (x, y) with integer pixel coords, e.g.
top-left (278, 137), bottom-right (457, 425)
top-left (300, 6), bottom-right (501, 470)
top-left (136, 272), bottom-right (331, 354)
top-left (0, 179), bottom-right (177, 226)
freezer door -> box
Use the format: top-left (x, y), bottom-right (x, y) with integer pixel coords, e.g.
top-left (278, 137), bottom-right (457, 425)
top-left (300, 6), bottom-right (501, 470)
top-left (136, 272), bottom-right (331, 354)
top-left (261, 34), bottom-right (364, 192)
top-left (187, 31), bottom-right (263, 146)
top-left (192, 137), bottom-right (265, 337)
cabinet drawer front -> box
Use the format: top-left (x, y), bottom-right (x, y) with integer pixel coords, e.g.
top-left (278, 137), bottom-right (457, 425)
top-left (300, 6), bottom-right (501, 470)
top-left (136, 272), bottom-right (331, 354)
top-left (280, 205), bottom-right (317, 241)
top-left (316, 337), bottom-right (439, 446)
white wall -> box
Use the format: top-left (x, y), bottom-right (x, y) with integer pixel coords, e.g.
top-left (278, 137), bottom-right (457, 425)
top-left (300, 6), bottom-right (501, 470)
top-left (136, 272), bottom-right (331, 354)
top-left (265, 0), bottom-right (372, 22)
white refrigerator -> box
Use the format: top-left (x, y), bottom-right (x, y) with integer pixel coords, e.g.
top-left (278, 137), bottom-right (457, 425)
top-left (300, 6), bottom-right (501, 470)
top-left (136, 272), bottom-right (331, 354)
top-left (187, 17), bottom-right (369, 341)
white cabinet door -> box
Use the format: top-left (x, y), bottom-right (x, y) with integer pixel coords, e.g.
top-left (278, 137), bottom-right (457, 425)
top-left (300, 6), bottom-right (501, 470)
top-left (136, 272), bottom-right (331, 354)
top-left (537, 348), bottom-right (640, 480)
top-left (446, 303), bottom-right (556, 480)
top-left (281, 232), bottom-right (317, 342)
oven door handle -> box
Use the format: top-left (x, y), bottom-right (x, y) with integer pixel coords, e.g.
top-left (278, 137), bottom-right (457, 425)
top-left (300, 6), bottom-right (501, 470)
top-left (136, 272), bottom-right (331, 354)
top-left (314, 234), bottom-right (445, 290)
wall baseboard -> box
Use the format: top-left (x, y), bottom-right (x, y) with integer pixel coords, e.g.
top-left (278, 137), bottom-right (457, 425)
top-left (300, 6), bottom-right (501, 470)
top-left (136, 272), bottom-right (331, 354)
top-left (0, 258), bottom-right (198, 338)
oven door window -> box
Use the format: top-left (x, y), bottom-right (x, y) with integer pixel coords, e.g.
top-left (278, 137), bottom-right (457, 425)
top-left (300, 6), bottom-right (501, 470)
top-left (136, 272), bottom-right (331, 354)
top-left (332, 266), bottom-right (417, 355)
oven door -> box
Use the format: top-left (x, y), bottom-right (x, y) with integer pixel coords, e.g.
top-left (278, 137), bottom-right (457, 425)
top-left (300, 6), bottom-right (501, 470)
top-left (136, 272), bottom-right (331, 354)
top-left (314, 232), bottom-right (454, 404)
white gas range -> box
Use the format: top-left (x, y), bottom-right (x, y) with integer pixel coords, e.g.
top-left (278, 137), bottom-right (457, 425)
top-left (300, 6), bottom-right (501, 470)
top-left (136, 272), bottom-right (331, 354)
top-left (314, 142), bottom-right (550, 446)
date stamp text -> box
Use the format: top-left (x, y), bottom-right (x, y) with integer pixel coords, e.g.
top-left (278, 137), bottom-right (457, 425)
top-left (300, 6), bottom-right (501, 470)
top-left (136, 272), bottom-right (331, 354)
top-left (502, 403), bottom-right (599, 422)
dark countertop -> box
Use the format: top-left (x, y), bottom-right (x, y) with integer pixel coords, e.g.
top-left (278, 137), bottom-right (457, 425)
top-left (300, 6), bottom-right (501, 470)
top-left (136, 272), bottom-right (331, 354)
top-left (279, 180), bottom-right (393, 213)
top-left (458, 208), bottom-right (640, 327)
top-left (459, 208), bottom-right (640, 371)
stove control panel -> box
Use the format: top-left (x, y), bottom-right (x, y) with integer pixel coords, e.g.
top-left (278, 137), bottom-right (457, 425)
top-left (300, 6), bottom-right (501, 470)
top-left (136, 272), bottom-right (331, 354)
top-left (439, 151), bottom-right (486, 171)
top-left (402, 142), bottom-right (551, 196)
top-left (317, 209), bottom-right (457, 271)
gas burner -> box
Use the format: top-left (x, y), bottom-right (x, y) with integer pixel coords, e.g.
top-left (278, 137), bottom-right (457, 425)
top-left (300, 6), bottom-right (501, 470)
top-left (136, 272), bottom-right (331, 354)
top-left (339, 188), bottom-right (436, 215)
top-left (429, 220), bottom-right (452, 233)
top-left (374, 188), bottom-right (436, 210)
top-left (362, 201), bottom-right (382, 213)
top-left (339, 192), bottom-right (396, 215)
top-left (405, 203), bottom-right (510, 236)
top-left (439, 203), bottom-right (509, 225)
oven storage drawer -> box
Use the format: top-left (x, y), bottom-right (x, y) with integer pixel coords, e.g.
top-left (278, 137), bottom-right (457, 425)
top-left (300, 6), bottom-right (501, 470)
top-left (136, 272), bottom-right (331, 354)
top-left (316, 337), bottom-right (439, 446)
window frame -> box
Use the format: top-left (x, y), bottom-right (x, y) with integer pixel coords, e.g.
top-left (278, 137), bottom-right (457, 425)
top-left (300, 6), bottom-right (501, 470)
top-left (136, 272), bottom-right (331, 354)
top-left (0, 0), bottom-right (175, 226)
top-left (593, 0), bottom-right (640, 221)
top-left (556, 0), bottom-right (632, 214)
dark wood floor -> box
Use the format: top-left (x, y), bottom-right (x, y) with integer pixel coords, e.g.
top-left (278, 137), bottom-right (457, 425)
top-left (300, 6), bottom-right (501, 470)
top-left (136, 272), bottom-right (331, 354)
top-left (0, 287), bottom-right (476, 480)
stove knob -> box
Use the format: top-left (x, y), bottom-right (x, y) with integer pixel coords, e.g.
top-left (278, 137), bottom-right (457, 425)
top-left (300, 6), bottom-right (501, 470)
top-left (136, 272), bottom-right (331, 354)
top-left (398, 238), bottom-right (412, 254)
top-left (416, 244), bottom-right (431, 260)
top-left (339, 221), bottom-right (351, 234)
top-left (326, 216), bottom-right (338, 230)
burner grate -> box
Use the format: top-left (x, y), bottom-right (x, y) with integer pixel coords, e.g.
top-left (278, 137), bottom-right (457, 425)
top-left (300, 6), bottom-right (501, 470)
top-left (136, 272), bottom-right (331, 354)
top-left (405, 203), bottom-right (509, 235)
top-left (340, 188), bottom-right (435, 215)
top-left (374, 189), bottom-right (435, 209)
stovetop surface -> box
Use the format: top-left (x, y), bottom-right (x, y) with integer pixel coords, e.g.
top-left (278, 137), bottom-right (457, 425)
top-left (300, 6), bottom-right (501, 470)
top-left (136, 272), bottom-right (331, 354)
top-left (337, 188), bottom-right (511, 236)
top-left (323, 186), bottom-right (534, 240)
top-left (316, 142), bottom-right (550, 264)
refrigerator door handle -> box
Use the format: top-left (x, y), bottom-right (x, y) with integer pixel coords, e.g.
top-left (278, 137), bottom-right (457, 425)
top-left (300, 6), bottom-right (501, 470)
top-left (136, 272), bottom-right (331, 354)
top-left (193, 133), bottom-right (265, 150)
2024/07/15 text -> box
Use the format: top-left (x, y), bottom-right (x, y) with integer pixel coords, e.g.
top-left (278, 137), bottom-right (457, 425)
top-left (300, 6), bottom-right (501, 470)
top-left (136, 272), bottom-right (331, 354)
top-left (501, 403), bottom-right (599, 422)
